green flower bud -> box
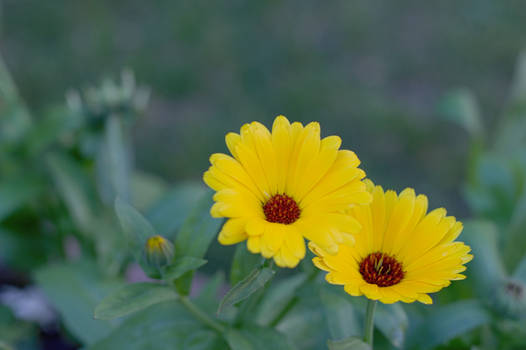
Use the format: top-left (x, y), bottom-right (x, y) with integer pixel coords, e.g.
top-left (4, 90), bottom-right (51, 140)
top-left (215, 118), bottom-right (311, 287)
top-left (493, 278), bottom-right (526, 319)
top-left (144, 235), bottom-right (174, 269)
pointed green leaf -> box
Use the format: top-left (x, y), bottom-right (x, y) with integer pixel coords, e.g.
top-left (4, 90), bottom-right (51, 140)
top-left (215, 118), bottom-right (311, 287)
top-left (218, 267), bottom-right (275, 315)
top-left (320, 287), bottom-right (361, 341)
top-left (146, 182), bottom-right (207, 237)
top-left (174, 190), bottom-right (221, 259)
top-left (34, 260), bottom-right (124, 345)
top-left (438, 88), bottom-right (483, 138)
top-left (327, 337), bottom-right (371, 350)
top-left (230, 244), bottom-right (263, 285)
top-left (463, 220), bottom-right (507, 293)
top-left (374, 303), bottom-right (408, 348)
top-left (173, 190), bottom-right (222, 294)
top-left (513, 255), bottom-right (526, 283)
top-left (163, 257), bottom-right (207, 282)
top-left (115, 197), bottom-right (156, 248)
top-left (46, 153), bottom-right (96, 231)
top-left (94, 283), bottom-right (178, 320)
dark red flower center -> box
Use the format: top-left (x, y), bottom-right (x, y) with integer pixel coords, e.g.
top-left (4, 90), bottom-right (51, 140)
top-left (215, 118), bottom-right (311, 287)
top-left (359, 252), bottom-right (404, 287)
top-left (263, 194), bottom-right (301, 224)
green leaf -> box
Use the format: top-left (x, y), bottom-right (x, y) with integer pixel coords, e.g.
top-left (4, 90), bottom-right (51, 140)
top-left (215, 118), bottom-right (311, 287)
top-left (319, 287), bottom-right (361, 341)
top-left (374, 303), bottom-right (408, 348)
top-left (163, 257), bottom-right (208, 282)
top-left (463, 220), bottom-right (507, 293)
top-left (194, 272), bottom-right (225, 315)
top-left (327, 337), bottom-right (371, 350)
top-left (225, 325), bottom-right (294, 350)
top-left (230, 244), bottom-right (263, 285)
top-left (438, 88), bottom-right (483, 138)
top-left (94, 283), bottom-right (178, 320)
top-left (46, 153), bottom-right (96, 231)
top-left (130, 171), bottom-right (168, 211)
top-left (88, 302), bottom-right (226, 350)
top-left (96, 116), bottom-right (131, 204)
top-left (174, 190), bottom-right (221, 259)
top-left (504, 192), bottom-right (526, 270)
top-left (218, 267), bottom-right (275, 315)
top-left (513, 255), bottom-right (526, 283)
top-left (114, 197), bottom-right (156, 249)
top-left (146, 182), bottom-right (207, 237)
top-left (173, 190), bottom-right (222, 294)
top-left (0, 54), bottom-right (32, 144)
top-left (0, 176), bottom-right (42, 221)
top-left (34, 260), bottom-right (124, 345)
top-left (511, 49), bottom-right (526, 104)
top-left (256, 273), bottom-right (308, 326)
top-left (411, 300), bottom-right (490, 350)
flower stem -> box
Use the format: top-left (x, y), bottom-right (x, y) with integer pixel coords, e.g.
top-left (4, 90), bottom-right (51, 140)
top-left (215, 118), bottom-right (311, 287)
top-left (363, 299), bottom-right (377, 347)
top-left (179, 295), bottom-right (226, 333)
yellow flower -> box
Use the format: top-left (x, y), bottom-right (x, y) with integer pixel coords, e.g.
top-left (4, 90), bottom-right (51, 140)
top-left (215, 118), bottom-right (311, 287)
top-left (203, 116), bottom-right (371, 268)
top-left (310, 180), bottom-right (473, 304)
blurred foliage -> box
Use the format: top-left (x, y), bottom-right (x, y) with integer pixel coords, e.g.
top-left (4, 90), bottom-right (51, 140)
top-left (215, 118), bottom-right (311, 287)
top-left (1, 2), bottom-right (526, 349)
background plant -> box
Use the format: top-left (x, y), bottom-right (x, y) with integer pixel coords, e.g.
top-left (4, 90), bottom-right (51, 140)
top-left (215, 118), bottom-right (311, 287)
top-left (1, 2), bottom-right (526, 349)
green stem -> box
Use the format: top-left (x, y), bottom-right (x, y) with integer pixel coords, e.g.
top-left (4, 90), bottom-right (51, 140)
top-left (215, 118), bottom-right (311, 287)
top-left (179, 295), bottom-right (226, 333)
top-left (363, 299), bottom-right (377, 347)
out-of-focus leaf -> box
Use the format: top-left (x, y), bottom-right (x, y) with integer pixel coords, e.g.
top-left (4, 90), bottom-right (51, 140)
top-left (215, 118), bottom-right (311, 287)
top-left (463, 220), bottom-right (507, 294)
top-left (327, 337), bottom-right (371, 350)
top-left (218, 267), bottom-right (275, 315)
top-left (511, 50), bottom-right (526, 104)
top-left (410, 300), bottom-right (490, 350)
top-left (226, 325), bottom-right (294, 350)
top-left (374, 302), bottom-right (408, 348)
top-left (0, 54), bottom-right (32, 144)
top-left (46, 153), bottom-right (96, 231)
top-left (319, 287), bottom-right (361, 341)
top-left (163, 257), bottom-right (207, 282)
top-left (115, 197), bottom-right (156, 249)
top-left (96, 116), bottom-right (131, 204)
top-left (94, 283), bottom-right (177, 320)
top-left (34, 260), bottom-right (124, 345)
top-left (504, 192), bottom-right (526, 270)
top-left (114, 198), bottom-right (158, 276)
top-left (513, 255), bottom-right (526, 283)
top-left (438, 88), bottom-right (483, 138)
top-left (25, 106), bottom-right (81, 155)
top-left (256, 273), bottom-right (307, 326)
top-left (130, 171), bottom-right (167, 211)
top-left (230, 244), bottom-right (263, 286)
top-left (174, 190), bottom-right (221, 259)
top-left (194, 272), bottom-right (225, 314)
top-left (0, 176), bottom-right (42, 221)
top-left (88, 302), bottom-right (226, 350)
top-left (147, 182), bottom-right (207, 238)
top-left (173, 190), bottom-right (222, 294)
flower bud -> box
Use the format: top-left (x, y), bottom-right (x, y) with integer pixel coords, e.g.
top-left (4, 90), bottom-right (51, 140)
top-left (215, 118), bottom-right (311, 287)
top-left (144, 235), bottom-right (174, 269)
top-left (493, 278), bottom-right (526, 319)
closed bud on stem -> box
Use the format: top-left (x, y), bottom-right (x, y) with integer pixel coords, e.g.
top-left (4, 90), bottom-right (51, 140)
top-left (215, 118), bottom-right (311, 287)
top-left (144, 235), bottom-right (174, 270)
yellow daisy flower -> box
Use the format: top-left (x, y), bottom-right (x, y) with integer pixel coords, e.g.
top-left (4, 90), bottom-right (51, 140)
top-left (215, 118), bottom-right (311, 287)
top-left (310, 180), bottom-right (473, 303)
top-left (203, 116), bottom-right (371, 268)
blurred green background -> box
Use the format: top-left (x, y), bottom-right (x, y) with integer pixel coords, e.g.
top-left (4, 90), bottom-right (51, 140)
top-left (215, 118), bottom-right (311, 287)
top-left (2, 1), bottom-right (526, 349)
top-left (2, 0), bottom-right (525, 212)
